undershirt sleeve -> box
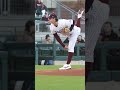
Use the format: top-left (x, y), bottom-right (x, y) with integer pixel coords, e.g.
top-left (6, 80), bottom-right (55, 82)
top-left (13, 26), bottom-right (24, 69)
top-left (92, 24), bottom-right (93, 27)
top-left (53, 33), bottom-right (65, 48)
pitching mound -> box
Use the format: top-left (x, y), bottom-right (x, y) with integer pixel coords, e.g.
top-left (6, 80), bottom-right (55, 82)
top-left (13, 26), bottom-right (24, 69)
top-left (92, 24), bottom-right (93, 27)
top-left (35, 68), bottom-right (85, 76)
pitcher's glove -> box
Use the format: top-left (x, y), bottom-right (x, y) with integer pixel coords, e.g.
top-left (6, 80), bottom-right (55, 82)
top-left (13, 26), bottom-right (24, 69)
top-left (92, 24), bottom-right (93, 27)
top-left (64, 27), bottom-right (70, 33)
top-left (61, 27), bottom-right (70, 36)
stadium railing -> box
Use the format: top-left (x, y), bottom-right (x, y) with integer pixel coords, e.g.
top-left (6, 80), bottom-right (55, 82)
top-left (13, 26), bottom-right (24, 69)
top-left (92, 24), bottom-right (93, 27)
top-left (1, 41), bottom-right (34, 89)
top-left (35, 43), bottom-right (85, 65)
top-left (88, 41), bottom-right (120, 81)
top-left (54, 0), bottom-right (76, 19)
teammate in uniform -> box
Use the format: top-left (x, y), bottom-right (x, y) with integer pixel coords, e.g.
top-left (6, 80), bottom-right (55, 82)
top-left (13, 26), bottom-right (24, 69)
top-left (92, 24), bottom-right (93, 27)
top-left (48, 10), bottom-right (84, 70)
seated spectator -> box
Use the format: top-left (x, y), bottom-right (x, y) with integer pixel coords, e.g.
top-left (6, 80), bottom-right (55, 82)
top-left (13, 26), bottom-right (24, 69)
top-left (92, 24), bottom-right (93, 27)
top-left (98, 21), bottom-right (120, 61)
top-left (35, 0), bottom-right (47, 18)
top-left (42, 34), bottom-right (52, 44)
top-left (35, 0), bottom-right (43, 16)
top-left (77, 35), bottom-right (85, 43)
top-left (23, 20), bottom-right (35, 42)
top-left (16, 20), bottom-right (34, 42)
top-left (40, 34), bottom-right (53, 65)
top-left (99, 21), bottom-right (119, 41)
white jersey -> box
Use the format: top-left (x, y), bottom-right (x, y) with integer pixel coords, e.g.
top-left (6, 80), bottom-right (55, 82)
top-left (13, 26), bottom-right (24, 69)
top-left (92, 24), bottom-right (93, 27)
top-left (49, 19), bottom-right (74, 34)
top-left (49, 19), bottom-right (81, 53)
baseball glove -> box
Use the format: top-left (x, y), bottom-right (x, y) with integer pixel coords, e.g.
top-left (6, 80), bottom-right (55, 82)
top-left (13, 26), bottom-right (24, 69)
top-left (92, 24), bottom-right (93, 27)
top-left (60, 27), bottom-right (70, 36)
top-left (64, 27), bottom-right (70, 33)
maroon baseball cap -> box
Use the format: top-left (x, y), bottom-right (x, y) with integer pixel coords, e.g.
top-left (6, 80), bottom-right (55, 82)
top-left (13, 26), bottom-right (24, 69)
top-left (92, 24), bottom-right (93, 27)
top-left (48, 13), bottom-right (57, 19)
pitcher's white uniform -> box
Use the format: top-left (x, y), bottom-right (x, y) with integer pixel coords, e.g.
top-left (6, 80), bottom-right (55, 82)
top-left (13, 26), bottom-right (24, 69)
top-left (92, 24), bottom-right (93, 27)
top-left (50, 19), bottom-right (81, 52)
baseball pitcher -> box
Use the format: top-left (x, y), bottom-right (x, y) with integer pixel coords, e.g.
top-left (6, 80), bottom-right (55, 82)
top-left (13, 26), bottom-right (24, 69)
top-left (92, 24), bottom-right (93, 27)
top-left (48, 10), bottom-right (84, 70)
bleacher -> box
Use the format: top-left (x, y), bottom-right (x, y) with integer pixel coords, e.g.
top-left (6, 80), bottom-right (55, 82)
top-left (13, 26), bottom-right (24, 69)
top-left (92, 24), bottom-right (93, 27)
top-left (0, 17), bottom-right (34, 90)
top-left (88, 42), bottom-right (120, 81)
top-left (0, 41), bottom-right (35, 89)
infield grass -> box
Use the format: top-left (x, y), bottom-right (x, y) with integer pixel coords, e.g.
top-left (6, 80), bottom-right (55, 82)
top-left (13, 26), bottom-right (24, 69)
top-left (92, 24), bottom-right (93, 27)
top-left (35, 65), bottom-right (85, 90)
top-left (35, 75), bottom-right (85, 90)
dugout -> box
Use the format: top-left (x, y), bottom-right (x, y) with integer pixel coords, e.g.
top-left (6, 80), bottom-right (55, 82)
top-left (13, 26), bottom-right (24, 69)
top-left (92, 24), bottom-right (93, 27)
top-left (0, 41), bottom-right (35, 90)
top-left (88, 42), bottom-right (120, 81)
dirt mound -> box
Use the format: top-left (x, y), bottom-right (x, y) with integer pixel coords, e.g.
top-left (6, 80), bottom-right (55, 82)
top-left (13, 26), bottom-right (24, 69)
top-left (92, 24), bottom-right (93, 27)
top-left (35, 68), bottom-right (85, 76)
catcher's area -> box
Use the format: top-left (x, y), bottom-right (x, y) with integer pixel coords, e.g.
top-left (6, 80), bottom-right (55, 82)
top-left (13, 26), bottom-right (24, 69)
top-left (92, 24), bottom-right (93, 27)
top-left (35, 68), bottom-right (85, 76)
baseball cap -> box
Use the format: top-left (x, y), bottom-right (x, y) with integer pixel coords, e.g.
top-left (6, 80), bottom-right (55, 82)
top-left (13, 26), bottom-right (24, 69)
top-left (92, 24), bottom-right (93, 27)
top-left (48, 13), bottom-right (57, 19)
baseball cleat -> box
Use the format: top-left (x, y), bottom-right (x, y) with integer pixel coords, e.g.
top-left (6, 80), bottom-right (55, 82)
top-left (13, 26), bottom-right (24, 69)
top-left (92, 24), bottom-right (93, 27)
top-left (59, 64), bottom-right (71, 70)
top-left (77, 9), bottom-right (84, 19)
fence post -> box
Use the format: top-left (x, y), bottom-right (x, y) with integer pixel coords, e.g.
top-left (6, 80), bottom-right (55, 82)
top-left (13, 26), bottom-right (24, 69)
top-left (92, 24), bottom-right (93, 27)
top-left (35, 20), bottom-right (40, 32)
top-left (0, 51), bottom-right (8, 90)
top-left (35, 46), bottom-right (39, 65)
top-left (57, 4), bottom-right (61, 19)
top-left (100, 48), bottom-right (107, 71)
top-left (8, 0), bottom-right (10, 14)
top-left (53, 37), bottom-right (56, 62)
top-left (77, 45), bottom-right (80, 57)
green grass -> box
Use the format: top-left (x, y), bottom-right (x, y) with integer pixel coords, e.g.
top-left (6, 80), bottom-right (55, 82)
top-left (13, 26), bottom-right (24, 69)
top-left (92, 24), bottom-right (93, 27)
top-left (35, 65), bottom-right (85, 90)
top-left (35, 75), bottom-right (85, 90)
top-left (35, 65), bottom-right (85, 70)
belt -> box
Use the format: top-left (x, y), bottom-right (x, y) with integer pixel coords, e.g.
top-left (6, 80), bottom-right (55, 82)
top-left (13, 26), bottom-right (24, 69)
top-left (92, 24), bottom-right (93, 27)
top-left (70, 20), bottom-right (75, 31)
